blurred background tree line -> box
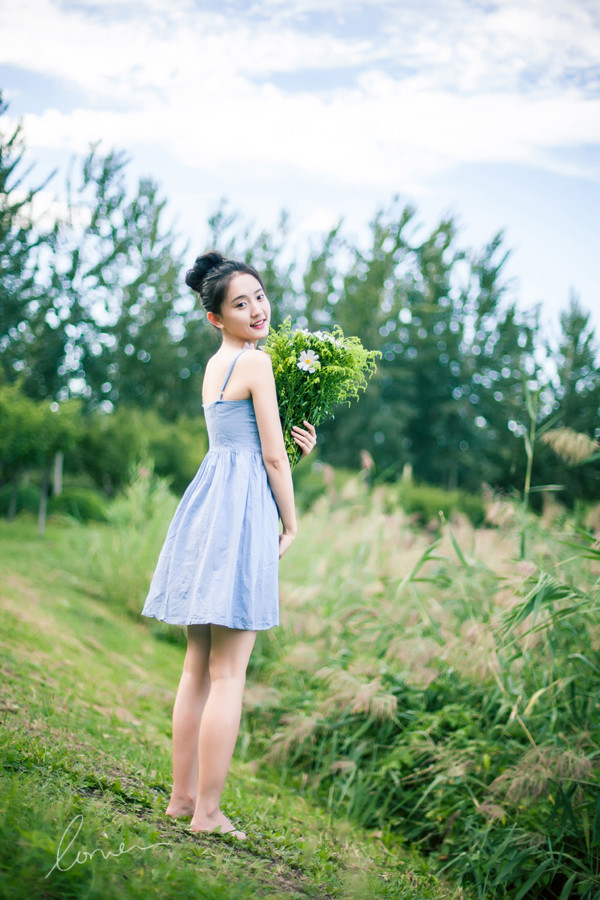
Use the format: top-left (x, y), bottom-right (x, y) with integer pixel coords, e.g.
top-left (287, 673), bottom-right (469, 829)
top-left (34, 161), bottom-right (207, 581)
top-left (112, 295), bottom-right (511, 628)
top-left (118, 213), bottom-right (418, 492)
top-left (1, 92), bottom-right (599, 525)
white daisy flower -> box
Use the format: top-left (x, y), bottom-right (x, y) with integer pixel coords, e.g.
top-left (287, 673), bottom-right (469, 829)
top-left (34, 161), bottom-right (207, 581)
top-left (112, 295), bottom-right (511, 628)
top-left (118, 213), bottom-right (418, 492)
top-left (297, 349), bottom-right (320, 373)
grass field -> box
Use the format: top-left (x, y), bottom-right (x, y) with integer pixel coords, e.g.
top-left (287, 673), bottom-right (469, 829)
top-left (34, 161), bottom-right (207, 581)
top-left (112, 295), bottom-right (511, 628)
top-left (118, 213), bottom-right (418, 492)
top-left (0, 512), bottom-right (466, 900)
top-left (2, 466), bottom-right (599, 899)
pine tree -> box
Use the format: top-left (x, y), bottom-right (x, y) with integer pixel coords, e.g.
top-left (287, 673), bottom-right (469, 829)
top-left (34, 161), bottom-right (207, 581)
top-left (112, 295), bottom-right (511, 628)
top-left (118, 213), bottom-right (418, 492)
top-left (0, 93), bottom-right (58, 397)
top-left (53, 146), bottom-right (208, 417)
top-left (546, 296), bottom-right (600, 499)
top-left (459, 234), bottom-right (540, 494)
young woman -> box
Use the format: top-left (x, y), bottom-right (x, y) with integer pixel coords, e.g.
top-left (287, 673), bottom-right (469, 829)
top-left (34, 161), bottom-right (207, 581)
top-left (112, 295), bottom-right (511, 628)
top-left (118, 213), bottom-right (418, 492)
top-left (142, 252), bottom-right (316, 839)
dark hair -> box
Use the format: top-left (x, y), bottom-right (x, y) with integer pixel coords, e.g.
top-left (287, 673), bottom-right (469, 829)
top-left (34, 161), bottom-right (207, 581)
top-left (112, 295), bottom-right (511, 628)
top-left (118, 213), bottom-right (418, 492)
top-left (185, 251), bottom-right (265, 315)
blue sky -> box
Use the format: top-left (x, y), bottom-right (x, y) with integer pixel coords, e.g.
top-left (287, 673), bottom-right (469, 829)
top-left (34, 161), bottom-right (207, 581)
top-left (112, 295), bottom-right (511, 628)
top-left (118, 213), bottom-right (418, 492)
top-left (1, 0), bottom-right (599, 339)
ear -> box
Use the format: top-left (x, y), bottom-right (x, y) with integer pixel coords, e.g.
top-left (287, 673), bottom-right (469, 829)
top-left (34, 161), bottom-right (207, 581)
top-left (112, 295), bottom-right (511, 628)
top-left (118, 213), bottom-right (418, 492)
top-left (207, 311), bottom-right (223, 330)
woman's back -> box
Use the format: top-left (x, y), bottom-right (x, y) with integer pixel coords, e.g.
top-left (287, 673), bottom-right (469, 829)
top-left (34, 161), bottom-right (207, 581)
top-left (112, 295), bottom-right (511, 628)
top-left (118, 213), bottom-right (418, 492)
top-left (203, 400), bottom-right (261, 453)
top-left (202, 349), bottom-right (253, 406)
top-left (202, 350), bottom-right (262, 453)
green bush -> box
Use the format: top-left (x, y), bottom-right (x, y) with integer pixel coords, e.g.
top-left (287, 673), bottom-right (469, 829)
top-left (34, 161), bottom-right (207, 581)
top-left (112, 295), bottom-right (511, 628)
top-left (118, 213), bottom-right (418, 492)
top-left (397, 480), bottom-right (485, 527)
top-left (71, 407), bottom-right (207, 496)
top-left (0, 481), bottom-right (40, 516)
top-left (147, 414), bottom-right (207, 495)
top-left (48, 487), bottom-right (108, 522)
top-left (252, 658), bottom-right (600, 898)
top-left (0, 482), bottom-right (107, 522)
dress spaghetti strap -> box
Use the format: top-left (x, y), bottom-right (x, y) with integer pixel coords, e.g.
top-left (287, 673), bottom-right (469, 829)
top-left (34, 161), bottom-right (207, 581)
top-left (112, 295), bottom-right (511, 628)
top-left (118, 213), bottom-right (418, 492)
top-left (219, 348), bottom-right (250, 400)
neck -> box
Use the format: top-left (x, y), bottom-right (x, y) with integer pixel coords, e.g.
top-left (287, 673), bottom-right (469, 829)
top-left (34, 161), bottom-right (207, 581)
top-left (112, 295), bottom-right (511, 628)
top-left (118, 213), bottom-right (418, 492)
top-left (220, 335), bottom-right (259, 351)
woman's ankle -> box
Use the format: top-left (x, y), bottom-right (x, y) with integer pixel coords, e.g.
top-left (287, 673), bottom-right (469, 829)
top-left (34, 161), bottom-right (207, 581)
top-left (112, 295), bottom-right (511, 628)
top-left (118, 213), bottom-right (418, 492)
top-left (190, 807), bottom-right (227, 831)
top-left (166, 791), bottom-right (196, 817)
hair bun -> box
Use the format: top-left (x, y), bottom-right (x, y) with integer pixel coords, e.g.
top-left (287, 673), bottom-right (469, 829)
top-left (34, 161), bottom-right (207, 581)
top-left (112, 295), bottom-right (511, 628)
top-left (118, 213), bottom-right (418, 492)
top-left (185, 251), bottom-right (226, 294)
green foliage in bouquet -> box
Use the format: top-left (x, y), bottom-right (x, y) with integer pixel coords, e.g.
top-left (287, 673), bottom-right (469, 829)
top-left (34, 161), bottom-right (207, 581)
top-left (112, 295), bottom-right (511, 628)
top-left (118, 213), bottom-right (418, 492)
top-left (263, 318), bottom-right (380, 468)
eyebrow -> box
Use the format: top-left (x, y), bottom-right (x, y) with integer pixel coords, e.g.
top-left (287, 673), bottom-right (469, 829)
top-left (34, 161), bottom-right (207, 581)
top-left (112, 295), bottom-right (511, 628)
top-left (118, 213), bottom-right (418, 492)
top-left (229, 288), bottom-right (264, 305)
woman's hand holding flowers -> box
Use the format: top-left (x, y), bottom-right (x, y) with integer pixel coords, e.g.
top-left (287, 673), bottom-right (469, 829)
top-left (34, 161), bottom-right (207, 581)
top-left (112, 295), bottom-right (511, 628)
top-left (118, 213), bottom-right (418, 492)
top-left (291, 420), bottom-right (317, 459)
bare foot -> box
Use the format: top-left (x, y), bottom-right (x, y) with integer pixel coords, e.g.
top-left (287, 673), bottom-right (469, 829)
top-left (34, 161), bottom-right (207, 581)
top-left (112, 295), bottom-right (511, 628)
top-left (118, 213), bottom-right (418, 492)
top-left (166, 796), bottom-right (195, 818)
top-left (190, 809), bottom-right (247, 840)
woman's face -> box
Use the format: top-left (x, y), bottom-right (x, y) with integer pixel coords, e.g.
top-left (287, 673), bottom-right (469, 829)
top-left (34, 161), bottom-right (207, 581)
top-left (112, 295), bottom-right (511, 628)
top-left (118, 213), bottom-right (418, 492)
top-left (211, 273), bottom-right (271, 344)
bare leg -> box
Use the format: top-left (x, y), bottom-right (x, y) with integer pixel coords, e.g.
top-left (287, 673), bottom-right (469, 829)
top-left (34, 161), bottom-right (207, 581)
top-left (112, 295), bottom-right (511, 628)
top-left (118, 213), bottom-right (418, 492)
top-left (190, 625), bottom-right (257, 836)
top-left (166, 624), bottom-right (211, 817)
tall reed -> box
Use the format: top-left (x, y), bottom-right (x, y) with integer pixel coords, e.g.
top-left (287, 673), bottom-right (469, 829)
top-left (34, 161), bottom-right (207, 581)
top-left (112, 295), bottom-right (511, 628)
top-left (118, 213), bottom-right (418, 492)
top-left (242, 475), bottom-right (600, 899)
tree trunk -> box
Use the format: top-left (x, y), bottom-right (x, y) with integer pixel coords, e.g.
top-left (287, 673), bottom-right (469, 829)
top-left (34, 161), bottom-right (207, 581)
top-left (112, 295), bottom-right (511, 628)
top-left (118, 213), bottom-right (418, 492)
top-left (8, 473), bottom-right (20, 521)
top-left (38, 462), bottom-right (51, 536)
top-left (447, 462), bottom-right (458, 492)
top-left (52, 451), bottom-right (64, 496)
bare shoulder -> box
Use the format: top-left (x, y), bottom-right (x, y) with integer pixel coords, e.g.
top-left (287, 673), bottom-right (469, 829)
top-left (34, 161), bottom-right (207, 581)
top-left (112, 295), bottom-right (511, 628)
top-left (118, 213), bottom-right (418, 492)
top-left (241, 348), bottom-right (272, 369)
top-left (203, 353), bottom-right (220, 376)
top-left (239, 348), bottom-right (273, 382)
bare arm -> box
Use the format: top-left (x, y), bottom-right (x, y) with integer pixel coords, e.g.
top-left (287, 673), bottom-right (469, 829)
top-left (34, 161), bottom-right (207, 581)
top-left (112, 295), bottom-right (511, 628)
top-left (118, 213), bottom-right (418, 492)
top-left (244, 352), bottom-right (297, 556)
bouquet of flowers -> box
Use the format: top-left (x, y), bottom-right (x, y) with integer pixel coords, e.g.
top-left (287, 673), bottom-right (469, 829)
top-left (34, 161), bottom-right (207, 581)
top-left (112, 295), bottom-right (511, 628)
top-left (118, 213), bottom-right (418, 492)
top-left (263, 318), bottom-right (380, 468)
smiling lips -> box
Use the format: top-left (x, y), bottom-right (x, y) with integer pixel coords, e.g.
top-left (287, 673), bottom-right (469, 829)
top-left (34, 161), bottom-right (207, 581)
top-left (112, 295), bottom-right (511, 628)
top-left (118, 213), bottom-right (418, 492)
top-left (251, 318), bottom-right (267, 329)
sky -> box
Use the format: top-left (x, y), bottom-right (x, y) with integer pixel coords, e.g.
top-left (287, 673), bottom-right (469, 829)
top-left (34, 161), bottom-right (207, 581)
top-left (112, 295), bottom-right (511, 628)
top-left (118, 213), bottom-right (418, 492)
top-left (1, 0), bottom-right (599, 340)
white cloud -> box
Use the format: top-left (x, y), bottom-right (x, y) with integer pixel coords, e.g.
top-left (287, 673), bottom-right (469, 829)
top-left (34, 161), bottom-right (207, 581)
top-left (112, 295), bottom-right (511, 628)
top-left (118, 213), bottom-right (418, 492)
top-left (18, 70), bottom-right (600, 194)
top-left (2, 0), bottom-right (599, 193)
top-left (385, 0), bottom-right (600, 95)
top-left (2, 0), bottom-right (598, 333)
top-left (0, 0), bottom-right (374, 96)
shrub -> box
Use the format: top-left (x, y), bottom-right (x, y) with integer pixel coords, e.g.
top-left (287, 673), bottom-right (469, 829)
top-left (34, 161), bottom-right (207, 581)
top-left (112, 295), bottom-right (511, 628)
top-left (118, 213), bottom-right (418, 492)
top-left (0, 481), bottom-right (40, 517)
top-left (396, 481), bottom-right (485, 527)
top-left (49, 487), bottom-right (107, 522)
top-left (71, 407), bottom-right (207, 496)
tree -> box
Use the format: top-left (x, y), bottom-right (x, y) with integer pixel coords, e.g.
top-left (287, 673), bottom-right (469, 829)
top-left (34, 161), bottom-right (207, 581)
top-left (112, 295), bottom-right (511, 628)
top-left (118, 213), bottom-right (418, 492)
top-left (0, 381), bottom-right (81, 530)
top-left (3, 102), bottom-right (598, 505)
top-left (50, 147), bottom-right (204, 416)
top-left (544, 296), bottom-right (600, 499)
top-left (0, 93), bottom-right (59, 397)
top-left (296, 206), bottom-right (548, 497)
top-left (35, 398), bottom-right (81, 534)
top-left (392, 216), bottom-right (469, 489)
top-left (301, 201), bottom-right (418, 474)
top-left (0, 382), bottom-right (43, 518)
top-left (458, 234), bottom-right (541, 494)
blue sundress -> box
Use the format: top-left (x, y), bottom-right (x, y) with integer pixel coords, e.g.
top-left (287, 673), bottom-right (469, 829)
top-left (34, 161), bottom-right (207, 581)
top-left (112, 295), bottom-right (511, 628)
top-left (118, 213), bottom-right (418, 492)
top-left (141, 350), bottom-right (279, 629)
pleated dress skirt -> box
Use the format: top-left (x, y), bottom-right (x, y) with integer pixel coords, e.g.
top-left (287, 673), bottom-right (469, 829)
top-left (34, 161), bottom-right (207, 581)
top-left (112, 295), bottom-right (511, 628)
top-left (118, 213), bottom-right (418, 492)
top-left (141, 398), bottom-right (280, 630)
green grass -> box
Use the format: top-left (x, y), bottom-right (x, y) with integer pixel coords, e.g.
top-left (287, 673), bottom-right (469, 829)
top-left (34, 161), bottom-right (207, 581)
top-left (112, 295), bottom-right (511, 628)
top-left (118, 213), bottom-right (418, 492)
top-left (6, 468), bottom-right (598, 898)
top-left (0, 515), bottom-right (464, 900)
